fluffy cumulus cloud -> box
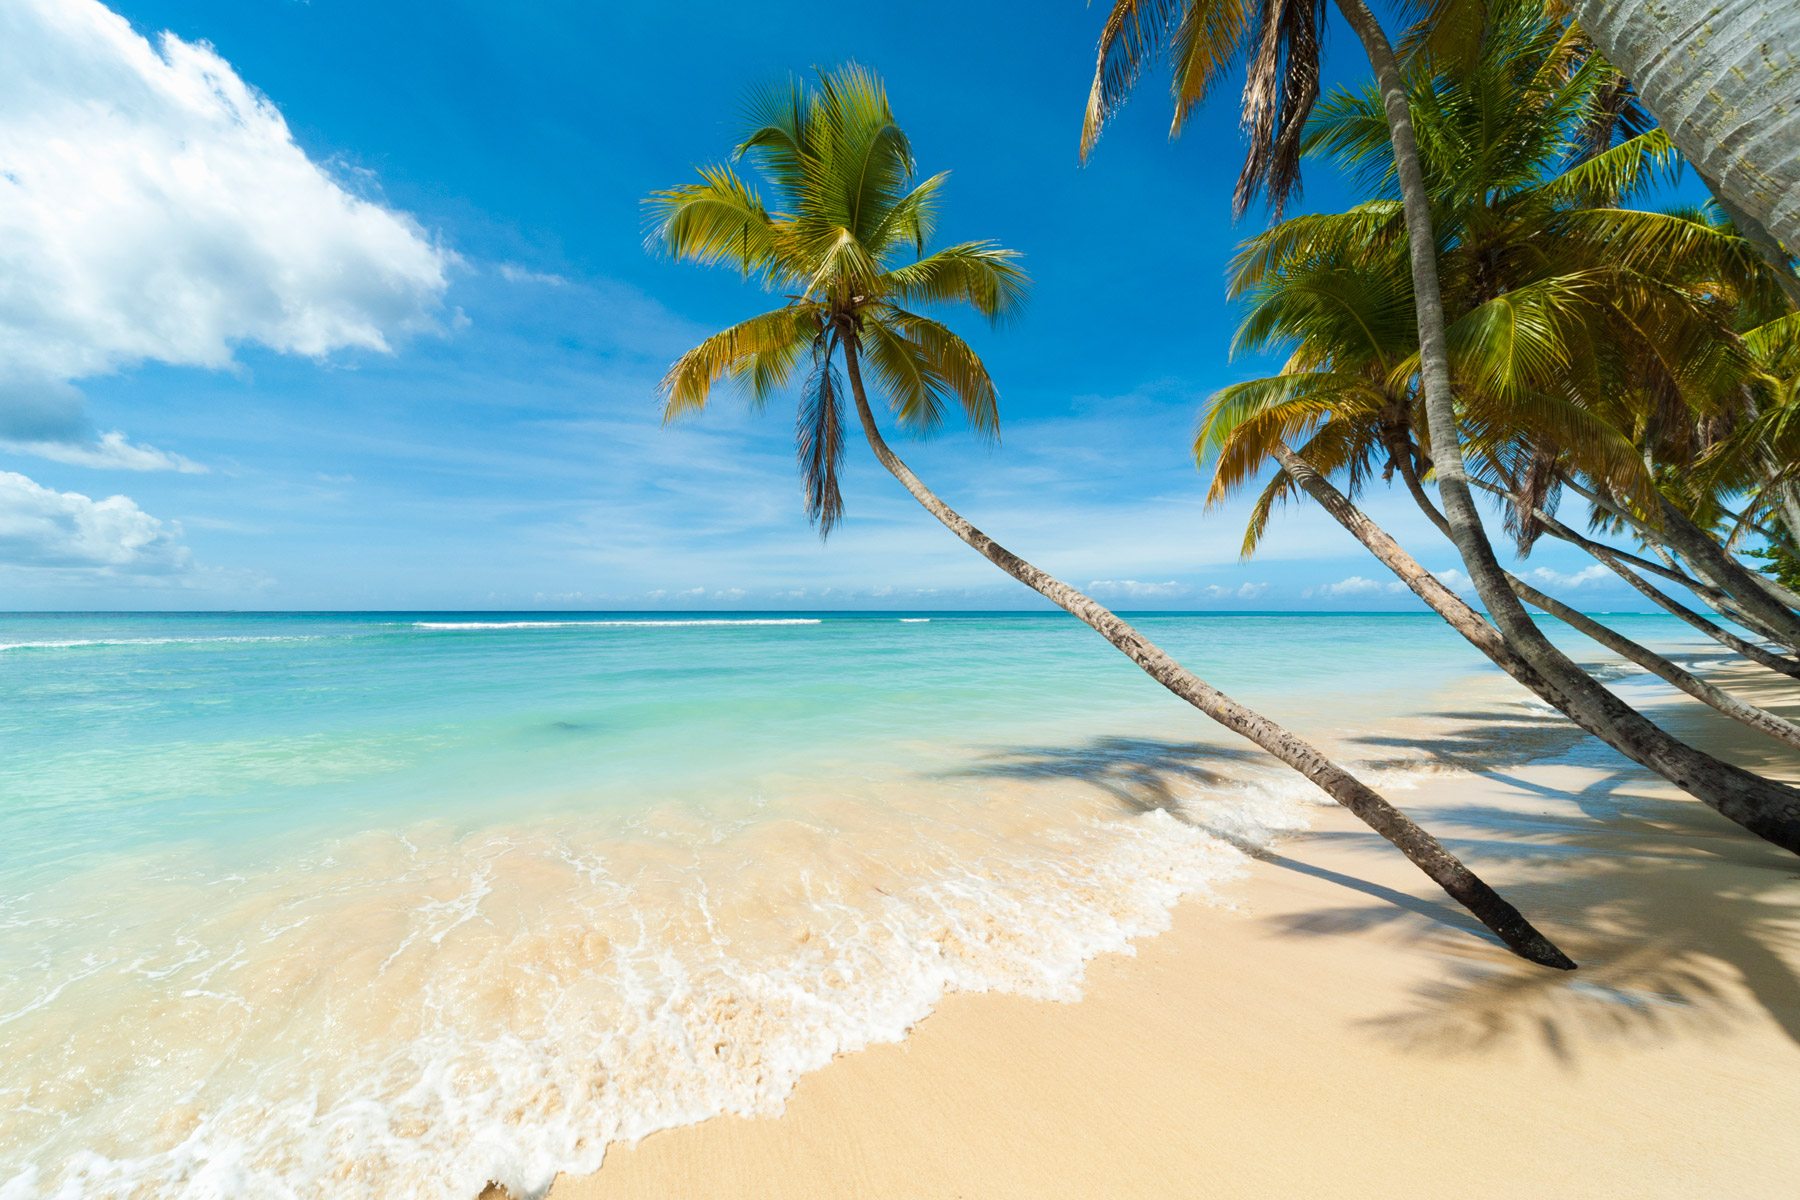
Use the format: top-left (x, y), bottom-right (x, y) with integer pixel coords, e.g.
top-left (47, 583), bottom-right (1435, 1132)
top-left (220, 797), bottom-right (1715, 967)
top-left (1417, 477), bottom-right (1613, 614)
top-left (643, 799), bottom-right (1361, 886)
top-left (1086, 579), bottom-right (1182, 599)
top-left (1200, 581), bottom-right (1269, 602)
top-left (0, 470), bottom-right (191, 575)
top-left (1524, 563), bottom-right (1614, 590)
top-left (1309, 575), bottom-right (1406, 598)
top-left (0, 0), bottom-right (453, 458)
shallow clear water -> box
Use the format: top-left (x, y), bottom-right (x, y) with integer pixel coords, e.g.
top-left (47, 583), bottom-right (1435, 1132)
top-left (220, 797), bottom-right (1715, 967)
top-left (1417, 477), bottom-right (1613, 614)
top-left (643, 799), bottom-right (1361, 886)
top-left (0, 610), bottom-right (1710, 1198)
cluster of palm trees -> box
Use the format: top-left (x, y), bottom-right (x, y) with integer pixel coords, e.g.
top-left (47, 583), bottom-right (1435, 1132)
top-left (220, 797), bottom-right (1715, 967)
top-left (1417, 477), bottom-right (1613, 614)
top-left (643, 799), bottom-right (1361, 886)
top-left (646, 0), bottom-right (1799, 971)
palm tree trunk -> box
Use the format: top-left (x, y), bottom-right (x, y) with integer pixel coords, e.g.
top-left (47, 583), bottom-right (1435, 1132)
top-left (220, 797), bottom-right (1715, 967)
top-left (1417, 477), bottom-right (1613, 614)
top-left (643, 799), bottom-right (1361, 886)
top-left (1775, 481), bottom-right (1800, 550)
top-left (834, 334), bottom-right (1574, 969)
top-left (1643, 542), bottom-right (1790, 644)
top-left (1527, 506), bottom-right (1800, 680)
top-left (1696, 167), bottom-right (1800, 309)
top-left (1334, 0), bottom-right (1800, 854)
top-left (1277, 441), bottom-right (1800, 756)
top-left (1380, 449), bottom-right (1800, 752)
top-left (1572, 0), bottom-right (1800, 254)
top-left (1651, 497), bottom-right (1800, 649)
top-left (1559, 473), bottom-right (1800, 631)
top-left (1465, 480), bottom-right (1800, 676)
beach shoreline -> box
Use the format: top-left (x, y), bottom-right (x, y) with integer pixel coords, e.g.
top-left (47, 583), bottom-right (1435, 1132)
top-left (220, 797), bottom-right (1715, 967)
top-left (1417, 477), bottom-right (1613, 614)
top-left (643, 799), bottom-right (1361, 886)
top-left (538, 658), bottom-right (1800, 1199)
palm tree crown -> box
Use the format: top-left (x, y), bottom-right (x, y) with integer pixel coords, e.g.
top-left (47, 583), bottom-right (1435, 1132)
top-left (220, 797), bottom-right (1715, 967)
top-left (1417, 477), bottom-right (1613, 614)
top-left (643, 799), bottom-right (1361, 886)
top-left (646, 65), bottom-right (1028, 534)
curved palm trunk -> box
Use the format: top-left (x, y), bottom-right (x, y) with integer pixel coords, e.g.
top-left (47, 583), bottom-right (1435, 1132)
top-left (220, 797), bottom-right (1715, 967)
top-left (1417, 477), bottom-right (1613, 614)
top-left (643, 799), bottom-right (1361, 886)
top-left (1697, 168), bottom-right (1800, 309)
top-left (1477, 480), bottom-right (1800, 679)
top-left (1502, 577), bottom-right (1800, 751)
top-left (1273, 442), bottom-right (1800, 753)
top-left (1493, 477), bottom-right (1781, 625)
top-left (1394, 455), bottom-right (1800, 751)
top-left (1335, 0), bottom-right (1800, 854)
top-left (1560, 474), bottom-right (1800, 636)
top-left (835, 338), bottom-right (1573, 969)
top-left (1651, 498), bottom-right (1800, 649)
top-left (1589, 540), bottom-right (1800, 680)
top-left (1572, 0), bottom-right (1800, 255)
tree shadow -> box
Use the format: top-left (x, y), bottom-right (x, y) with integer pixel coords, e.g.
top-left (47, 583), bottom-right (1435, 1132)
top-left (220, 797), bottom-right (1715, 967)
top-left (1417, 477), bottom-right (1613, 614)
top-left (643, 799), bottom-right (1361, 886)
top-left (943, 736), bottom-right (1496, 944)
top-left (944, 718), bottom-right (1800, 1063)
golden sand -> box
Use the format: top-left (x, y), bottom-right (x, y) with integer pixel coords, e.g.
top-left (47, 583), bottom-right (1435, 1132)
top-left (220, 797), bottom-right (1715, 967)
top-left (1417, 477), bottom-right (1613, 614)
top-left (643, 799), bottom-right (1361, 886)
top-left (542, 661), bottom-right (1800, 1199)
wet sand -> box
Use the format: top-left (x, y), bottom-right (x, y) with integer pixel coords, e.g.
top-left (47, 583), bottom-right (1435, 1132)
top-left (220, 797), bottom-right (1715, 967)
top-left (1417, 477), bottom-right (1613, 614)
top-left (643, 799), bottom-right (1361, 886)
top-left (542, 658), bottom-right (1800, 1199)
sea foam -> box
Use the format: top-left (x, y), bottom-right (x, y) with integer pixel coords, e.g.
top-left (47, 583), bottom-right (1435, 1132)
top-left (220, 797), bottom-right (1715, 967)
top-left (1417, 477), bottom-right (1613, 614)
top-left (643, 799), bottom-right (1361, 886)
top-left (0, 770), bottom-right (1319, 1200)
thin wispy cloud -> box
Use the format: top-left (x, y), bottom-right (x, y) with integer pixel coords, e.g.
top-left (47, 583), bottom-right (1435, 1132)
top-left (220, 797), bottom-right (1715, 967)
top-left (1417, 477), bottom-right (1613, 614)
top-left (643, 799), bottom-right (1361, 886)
top-left (497, 263), bottom-right (571, 287)
top-left (1308, 575), bottom-right (1407, 598)
top-left (1, 431), bottom-right (207, 474)
top-left (1087, 579), bottom-right (1182, 598)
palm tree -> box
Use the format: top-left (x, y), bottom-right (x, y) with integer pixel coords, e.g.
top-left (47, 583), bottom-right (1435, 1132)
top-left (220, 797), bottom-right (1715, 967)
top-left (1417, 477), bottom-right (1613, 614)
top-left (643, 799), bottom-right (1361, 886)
top-left (1083, 0), bottom-right (1800, 852)
top-left (1201, 172), bottom-right (1800, 754)
top-left (1569, 0), bottom-right (1800, 259)
top-left (646, 65), bottom-right (1571, 967)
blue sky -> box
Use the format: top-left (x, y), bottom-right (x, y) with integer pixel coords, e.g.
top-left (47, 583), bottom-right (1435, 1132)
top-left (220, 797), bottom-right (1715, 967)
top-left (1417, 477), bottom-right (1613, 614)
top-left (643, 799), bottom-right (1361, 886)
top-left (0, 0), bottom-right (1656, 611)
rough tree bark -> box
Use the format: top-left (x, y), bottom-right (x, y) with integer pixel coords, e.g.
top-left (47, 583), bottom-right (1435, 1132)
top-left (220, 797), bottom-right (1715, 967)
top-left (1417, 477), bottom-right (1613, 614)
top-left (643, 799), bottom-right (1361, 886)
top-left (1573, 0), bottom-right (1800, 254)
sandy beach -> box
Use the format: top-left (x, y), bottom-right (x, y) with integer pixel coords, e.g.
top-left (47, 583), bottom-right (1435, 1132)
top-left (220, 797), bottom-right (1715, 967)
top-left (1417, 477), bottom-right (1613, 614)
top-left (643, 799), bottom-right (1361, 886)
top-left (541, 660), bottom-right (1800, 1199)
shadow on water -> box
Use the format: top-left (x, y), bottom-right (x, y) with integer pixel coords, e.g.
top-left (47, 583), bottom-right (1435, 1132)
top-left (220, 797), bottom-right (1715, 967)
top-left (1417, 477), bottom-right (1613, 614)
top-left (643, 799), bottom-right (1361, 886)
top-left (946, 714), bottom-right (1800, 1063)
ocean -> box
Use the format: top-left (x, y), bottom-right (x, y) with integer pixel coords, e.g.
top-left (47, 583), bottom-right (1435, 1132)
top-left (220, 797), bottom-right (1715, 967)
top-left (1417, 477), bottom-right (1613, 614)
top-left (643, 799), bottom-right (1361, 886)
top-left (0, 610), bottom-right (1709, 1198)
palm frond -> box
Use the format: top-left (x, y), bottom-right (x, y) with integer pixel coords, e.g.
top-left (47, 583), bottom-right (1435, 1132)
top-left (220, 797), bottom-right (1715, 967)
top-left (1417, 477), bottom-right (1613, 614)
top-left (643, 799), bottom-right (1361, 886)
top-left (1082, 0), bottom-right (1185, 158)
top-left (797, 333), bottom-right (846, 535)
top-left (1235, 0), bottom-right (1325, 219)
top-left (881, 242), bottom-right (1029, 323)
top-left (645, 166), bottom-right (783, 279)
top-left (881, 309), bottom-right (1001, 437)
top-left (660, 307), bottom-right (816, 419)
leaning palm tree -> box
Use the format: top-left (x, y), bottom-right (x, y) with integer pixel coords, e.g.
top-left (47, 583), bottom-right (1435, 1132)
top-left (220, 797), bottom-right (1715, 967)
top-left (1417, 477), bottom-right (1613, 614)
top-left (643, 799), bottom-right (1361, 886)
top-left (1082, 0), bottom-right (1800, 853)
top-left (646, 65), bottom-right (1570, 967)
top-left (1402, 0), bottom-right (1800, 292)
top-left (1560, 1), bottom-right (1800, 264)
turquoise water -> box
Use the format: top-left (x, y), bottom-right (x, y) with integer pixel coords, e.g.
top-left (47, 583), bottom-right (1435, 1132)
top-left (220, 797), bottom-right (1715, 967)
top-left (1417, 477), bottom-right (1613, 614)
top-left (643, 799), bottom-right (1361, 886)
top-left (0, 610), bottom-right (1707, 1198)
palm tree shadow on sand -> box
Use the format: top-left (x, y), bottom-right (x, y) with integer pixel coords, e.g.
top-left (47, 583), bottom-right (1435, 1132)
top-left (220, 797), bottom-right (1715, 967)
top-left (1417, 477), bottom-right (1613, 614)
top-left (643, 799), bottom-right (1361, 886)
top-left (943, 709), bottom-right (1800, 1062)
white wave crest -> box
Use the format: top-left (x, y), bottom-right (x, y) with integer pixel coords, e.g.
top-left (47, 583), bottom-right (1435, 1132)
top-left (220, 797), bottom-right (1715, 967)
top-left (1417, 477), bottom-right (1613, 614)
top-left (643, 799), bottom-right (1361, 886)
top-left (412, 620), bottom-right (824, 630)
top-left (0, 636), bottom-right (325, 652)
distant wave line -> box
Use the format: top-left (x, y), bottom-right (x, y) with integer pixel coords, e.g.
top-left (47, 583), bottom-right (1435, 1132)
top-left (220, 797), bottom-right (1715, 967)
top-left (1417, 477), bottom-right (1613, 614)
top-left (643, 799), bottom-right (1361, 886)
top-left (411, 619), bottom-right (825, 630)
top-left (0, 636), bottom-right (330, 652)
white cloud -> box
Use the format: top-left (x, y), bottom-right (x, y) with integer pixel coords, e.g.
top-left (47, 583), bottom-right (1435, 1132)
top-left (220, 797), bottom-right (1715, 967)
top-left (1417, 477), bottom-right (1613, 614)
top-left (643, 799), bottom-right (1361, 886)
top-left (0, 430), bottom-right (205, 473)
top-left (1524, 563), bottom-right (1613, 590)
top-left (0, 0), bottom-right (453, 452)
top-left (1432, 567), bottom-right (1475, 592)
top-left (1199, 581), bottom-right (1268, 601)
top-left (1308, 574), bottom-right (1407, 598)
top-left (498, 262), bottom-right (569, 287)
top-left (0, 469), bottom-right (191, 574)
top-left (1086, 578), bottom-right (1182, 599)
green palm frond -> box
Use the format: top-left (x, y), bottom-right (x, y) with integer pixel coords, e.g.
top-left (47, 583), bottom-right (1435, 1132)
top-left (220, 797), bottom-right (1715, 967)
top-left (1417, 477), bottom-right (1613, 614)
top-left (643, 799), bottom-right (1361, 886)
top-left (882, 242), bottom-right (1029, 322)
top-left (1541, 129), bottom-right (1679, 206)
top-left (860, 317), bottom-right (948, 433)
top-left (884, 309), bottom-right (1002, 437)
top-left (650, 65), bottom-right (1023, 533)
top-left (1198, 371), bottom-right (1384, 504)
top-left (645, 165), bottom-right (782, 278)
top-left (1228, 202), bottom-right (1405, 295)
top-left (1083, 0), bottom-right (1187, 157)
top-left (660, 307), bottom-right (817, 419)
